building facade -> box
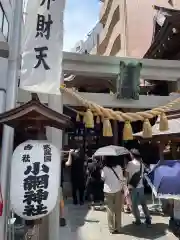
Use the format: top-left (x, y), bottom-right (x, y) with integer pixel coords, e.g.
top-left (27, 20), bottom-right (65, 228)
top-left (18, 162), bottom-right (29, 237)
top-left (0, 0), bottom-right (14, 108)
top-left (96, 0), bottom-right (180, 58)
top-left (71, 22), bottom-right (103, 54)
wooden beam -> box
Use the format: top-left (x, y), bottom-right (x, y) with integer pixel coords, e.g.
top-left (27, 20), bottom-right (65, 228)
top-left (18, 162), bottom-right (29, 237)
top-left (62, 51), bottom-right (180, 81)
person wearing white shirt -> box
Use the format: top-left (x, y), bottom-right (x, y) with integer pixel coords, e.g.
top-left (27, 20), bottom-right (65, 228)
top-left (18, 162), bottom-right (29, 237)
top-left (101, 156), bottom-right (124, 234)
top-left (126, 149), bottom-right (151, 226)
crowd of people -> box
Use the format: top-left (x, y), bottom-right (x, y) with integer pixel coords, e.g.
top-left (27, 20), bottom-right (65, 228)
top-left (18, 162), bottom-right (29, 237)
top-left (62, 146), bottom-right (180, 238)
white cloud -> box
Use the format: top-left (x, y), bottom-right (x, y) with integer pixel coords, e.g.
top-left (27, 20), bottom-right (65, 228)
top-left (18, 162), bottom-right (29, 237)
top-left (63, 0), bottom-right (100, 51)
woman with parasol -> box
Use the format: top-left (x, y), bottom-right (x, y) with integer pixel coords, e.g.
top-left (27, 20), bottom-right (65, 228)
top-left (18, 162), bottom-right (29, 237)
top-left (94, 145), bottom-right (129, 234)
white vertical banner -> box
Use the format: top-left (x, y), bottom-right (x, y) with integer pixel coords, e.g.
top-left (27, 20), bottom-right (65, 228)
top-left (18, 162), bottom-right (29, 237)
top-left (20, 0), bottom-right (65, 94)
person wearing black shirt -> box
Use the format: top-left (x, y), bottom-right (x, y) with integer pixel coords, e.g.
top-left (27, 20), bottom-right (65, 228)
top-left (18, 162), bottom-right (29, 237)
top-left (86, 157), bottom-right (104, 208)
top-left (59, 160), bottom-right (66, 226)
top-left (66, 148), bottom-right (85, 205)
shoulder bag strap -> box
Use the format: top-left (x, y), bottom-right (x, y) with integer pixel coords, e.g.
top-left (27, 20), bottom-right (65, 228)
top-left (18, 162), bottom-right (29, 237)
top-left (139, 161), bottom-right (144, 180)
top-left (140, 162), bottom-right (142, 173)
top-left (110, 167), bottom-right (120, 180)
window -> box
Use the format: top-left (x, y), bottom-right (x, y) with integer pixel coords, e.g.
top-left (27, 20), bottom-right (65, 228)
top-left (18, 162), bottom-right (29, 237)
top-left (109, 34), bottom-right (121, 56)
top-left (0, 3), bottom-right (9, 41)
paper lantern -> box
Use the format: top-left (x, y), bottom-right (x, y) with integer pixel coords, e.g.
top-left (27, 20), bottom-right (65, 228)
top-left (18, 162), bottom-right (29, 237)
top-left (10, 140), bottom-right (60, 220)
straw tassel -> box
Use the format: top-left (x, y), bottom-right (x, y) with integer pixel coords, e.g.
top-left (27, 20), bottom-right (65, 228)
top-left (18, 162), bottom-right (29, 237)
top-left (123, 121), bottom-right (133, 140)
top-left (84, 109), bottom-right (94, 128)
top-left (142, 119), bottom-right (152, 138)
top-left (96, 116), bottom-right (101, 124)
top-left (159, 113), bottom-right (169, 131)
top-left (76, 113), bottom-right (80, 122)
top-left (103, 118), bottom-right (113, 137)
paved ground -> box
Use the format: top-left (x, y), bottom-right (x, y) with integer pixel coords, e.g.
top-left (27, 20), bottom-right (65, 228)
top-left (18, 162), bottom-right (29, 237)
top-left (60, 201), bottom-right (177, 240)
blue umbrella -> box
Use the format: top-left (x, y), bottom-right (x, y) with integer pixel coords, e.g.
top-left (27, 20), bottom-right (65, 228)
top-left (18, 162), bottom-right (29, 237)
top-left (145, 160), bottom-right (180, 199)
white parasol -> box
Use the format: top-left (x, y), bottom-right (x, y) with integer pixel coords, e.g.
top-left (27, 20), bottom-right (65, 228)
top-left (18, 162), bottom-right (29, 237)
top-left (94, 145), bottom-right (129, 157)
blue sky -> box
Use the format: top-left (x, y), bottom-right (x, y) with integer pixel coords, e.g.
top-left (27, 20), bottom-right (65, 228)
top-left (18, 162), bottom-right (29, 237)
top-left (64, 0), bottom-right (100, 51)
top-left (24, 0), bottom-right (100, 51)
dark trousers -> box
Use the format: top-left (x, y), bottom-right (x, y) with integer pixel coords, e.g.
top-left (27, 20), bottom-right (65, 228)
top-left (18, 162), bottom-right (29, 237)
top-left (89, 181), bottom-right (104, 203)
top-left (130, 187), bottom-right (151, 222)
top-left (71, 181), bottom-right (84, 204)
top-left (169, 218), bottom-right (180, 238)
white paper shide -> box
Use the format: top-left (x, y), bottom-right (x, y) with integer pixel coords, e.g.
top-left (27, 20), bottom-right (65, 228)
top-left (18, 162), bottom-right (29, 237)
top-left (20, 0), bottom-right (65, 94)
top-left (10, 140), bottom-right (60, 220)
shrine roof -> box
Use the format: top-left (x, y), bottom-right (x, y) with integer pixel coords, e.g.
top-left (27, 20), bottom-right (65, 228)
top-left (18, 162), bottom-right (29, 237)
top-left (134, 109), bottom-right (180, 140)
top-left (0, 98), bottom-right (72, 129)
top-left (144, 6), bottom-right (180, 60)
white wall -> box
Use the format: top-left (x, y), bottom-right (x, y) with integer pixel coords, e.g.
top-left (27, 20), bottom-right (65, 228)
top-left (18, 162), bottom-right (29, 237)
top-left (72, 23), bottom-right (103, 54)
top-left (84, 23), bottom-right (102, 53)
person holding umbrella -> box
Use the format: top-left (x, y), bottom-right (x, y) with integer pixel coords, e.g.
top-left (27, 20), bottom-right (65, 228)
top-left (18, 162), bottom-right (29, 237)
top-left (126, 149), bottom-right (151, 226)
top-left (101, 155), bottom-right (125, 234)
top-left (94, 145), bottom-right (130, 233)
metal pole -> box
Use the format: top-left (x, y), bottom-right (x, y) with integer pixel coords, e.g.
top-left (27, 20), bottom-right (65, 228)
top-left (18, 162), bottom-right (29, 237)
top-left (0, 0), bottom-right (23, 239)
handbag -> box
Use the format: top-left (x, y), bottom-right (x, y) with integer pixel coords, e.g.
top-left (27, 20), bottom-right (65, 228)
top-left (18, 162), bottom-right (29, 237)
top-left (128, 163), bottom-right (142, 188)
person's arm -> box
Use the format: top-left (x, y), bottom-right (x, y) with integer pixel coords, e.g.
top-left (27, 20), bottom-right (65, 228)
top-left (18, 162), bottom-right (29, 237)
top-left (119, 167), bottom-right (126, 189)
top-left (125, 163), bottom-right (130, 183)
top-left (101, 168), bottom-right (105, 181)
top-left (86, 163), bottom-right (90, 175)
top-left (65, 150), bottom-right (73, 166)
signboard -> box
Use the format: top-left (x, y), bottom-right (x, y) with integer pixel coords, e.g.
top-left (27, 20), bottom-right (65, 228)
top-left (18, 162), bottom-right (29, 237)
top-left (10, 140), bottom-right (60, 220)
top-left (20, 0), bottom-right (65, 94)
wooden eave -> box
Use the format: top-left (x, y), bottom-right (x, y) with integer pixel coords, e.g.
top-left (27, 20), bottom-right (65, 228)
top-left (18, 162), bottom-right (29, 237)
top-left (153, 5), bottom-right (180, 13)
top-left (0, 99), bottom-right (72, 129)
top-left (144, 7), bottom-right (180, 59)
